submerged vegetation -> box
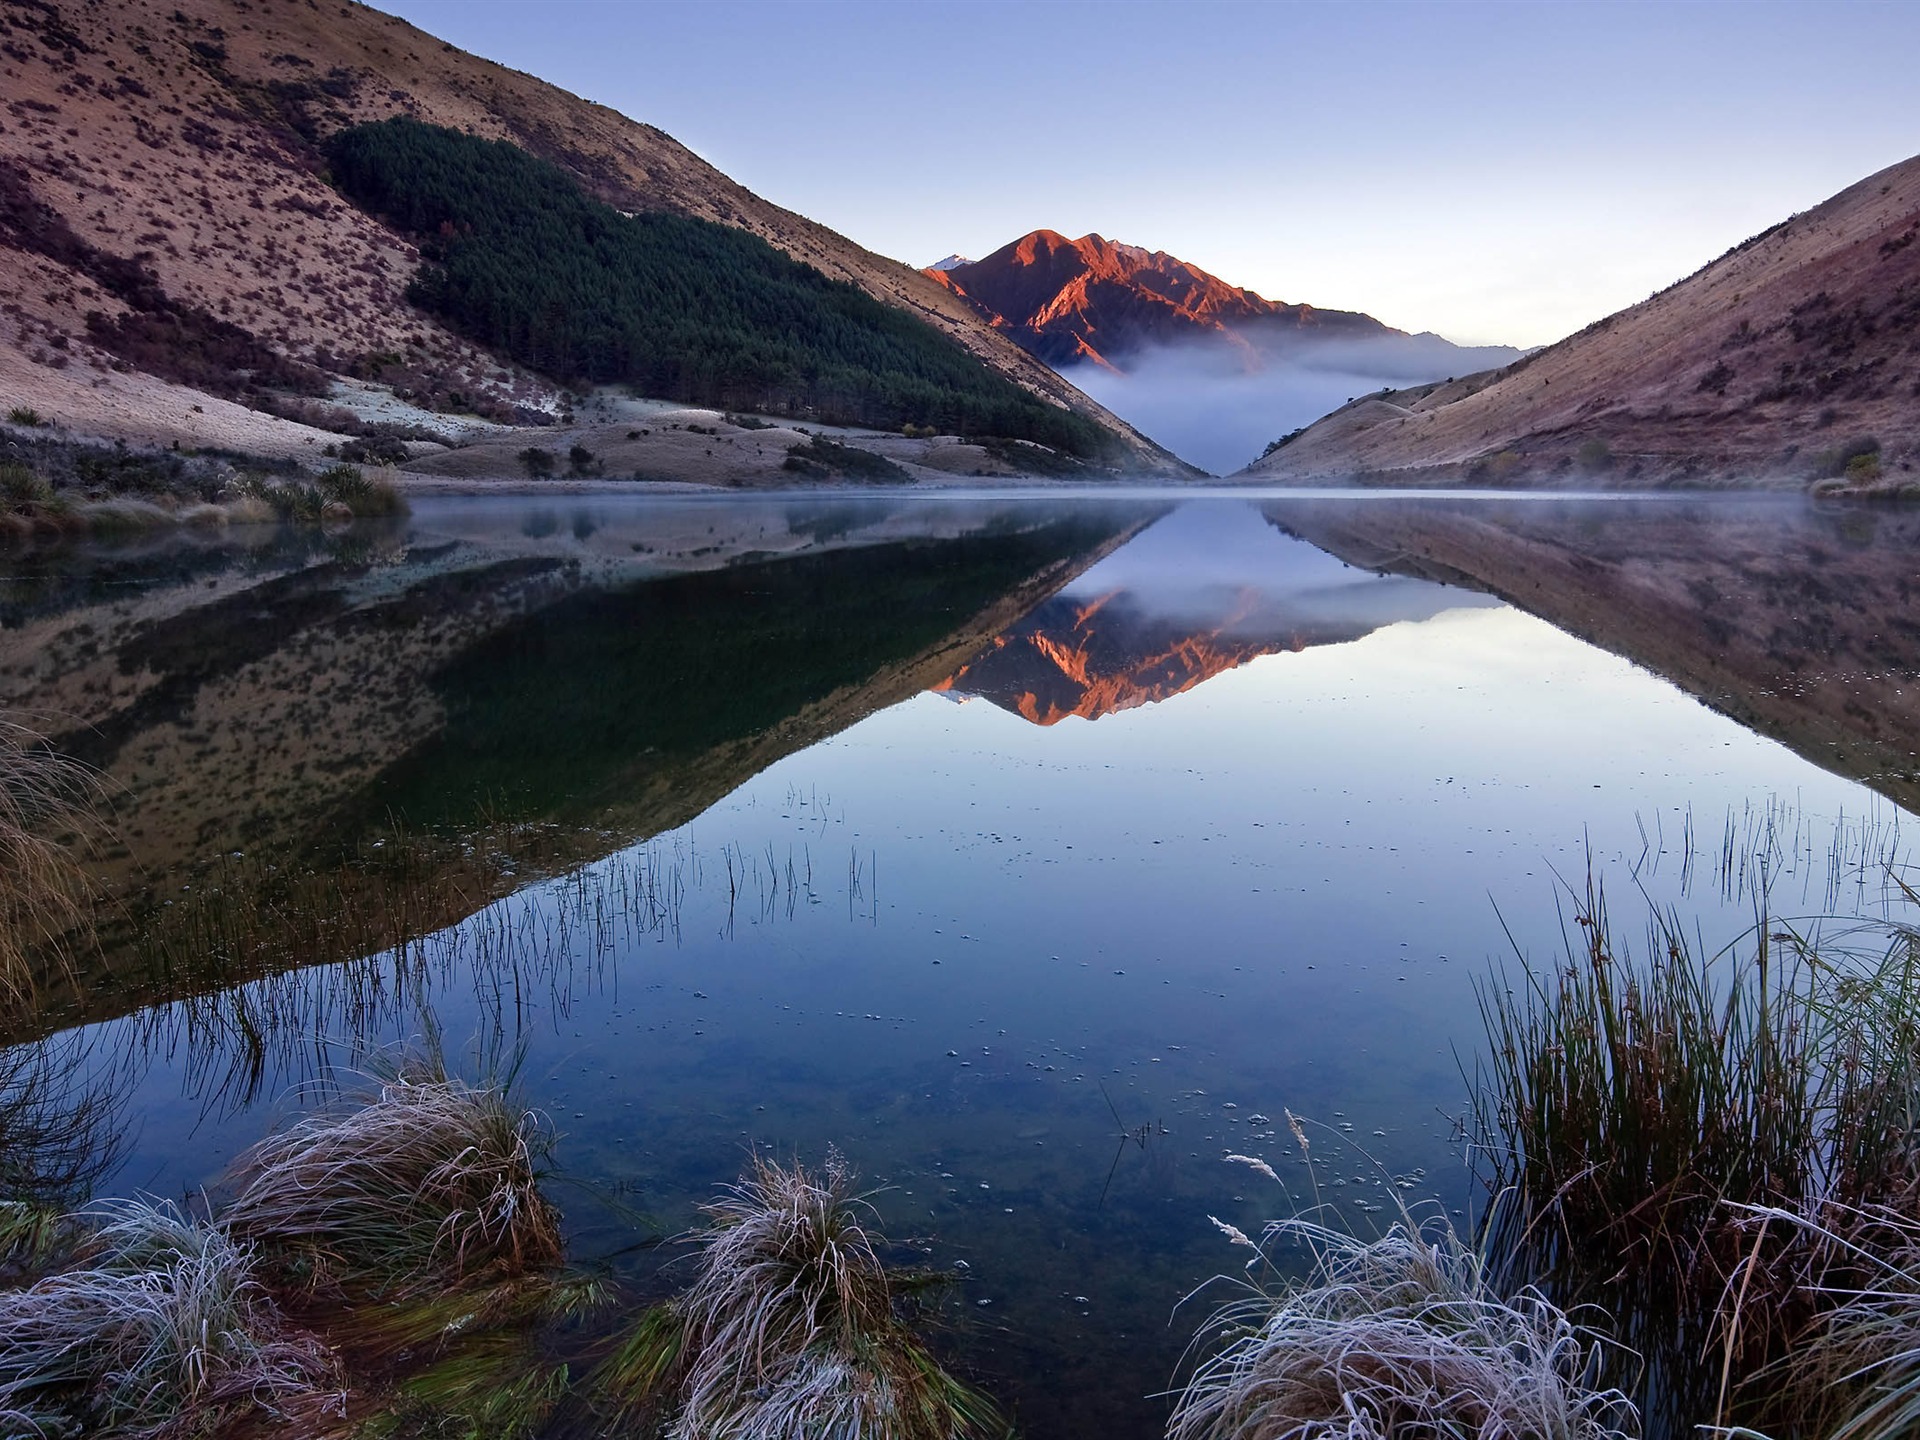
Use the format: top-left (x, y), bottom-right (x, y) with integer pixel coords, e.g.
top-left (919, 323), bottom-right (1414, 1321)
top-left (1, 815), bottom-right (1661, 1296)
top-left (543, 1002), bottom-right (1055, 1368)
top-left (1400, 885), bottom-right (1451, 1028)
top-left (324, 118), bottom-right (1112, 459)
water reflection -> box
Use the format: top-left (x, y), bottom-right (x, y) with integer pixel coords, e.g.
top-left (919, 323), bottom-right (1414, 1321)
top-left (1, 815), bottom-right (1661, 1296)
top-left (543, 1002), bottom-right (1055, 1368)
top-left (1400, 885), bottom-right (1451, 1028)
top-left (940, 502), bottom-right (1495, 723)
top-left (0, 497), bottom-right (1154, 1036)
top-left (4, 492), bottom-right (1918, 1438)
top-left (1273, 493), bottom-right (1920, 811)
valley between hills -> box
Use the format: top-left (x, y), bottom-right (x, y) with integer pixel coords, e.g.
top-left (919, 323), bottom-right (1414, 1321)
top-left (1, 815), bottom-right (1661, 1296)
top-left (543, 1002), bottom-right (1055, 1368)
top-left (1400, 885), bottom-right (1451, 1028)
top-left (9, 7), bottom-right (1920, 1436)
top-left (1, 0), bottom-right (1916, 502)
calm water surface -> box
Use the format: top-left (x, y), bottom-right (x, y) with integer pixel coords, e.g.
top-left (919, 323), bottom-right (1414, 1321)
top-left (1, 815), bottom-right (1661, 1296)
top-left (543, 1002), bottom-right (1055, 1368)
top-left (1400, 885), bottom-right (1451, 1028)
top-left (3, 491), bottom-right (1914, 1438)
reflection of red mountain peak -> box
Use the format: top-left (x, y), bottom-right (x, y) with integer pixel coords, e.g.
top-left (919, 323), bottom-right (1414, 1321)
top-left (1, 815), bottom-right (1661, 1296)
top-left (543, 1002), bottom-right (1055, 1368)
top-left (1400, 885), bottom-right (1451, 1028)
top-left (938, 594), bottom-right (1290, 725)
top-left (1071, 589), bottom-right (1120, 628)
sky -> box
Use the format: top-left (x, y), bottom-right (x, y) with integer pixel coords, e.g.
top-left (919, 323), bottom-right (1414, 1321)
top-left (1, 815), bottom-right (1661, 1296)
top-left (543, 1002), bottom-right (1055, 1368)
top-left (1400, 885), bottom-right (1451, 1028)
top-left (376, 0), bottom-right (1919, 350)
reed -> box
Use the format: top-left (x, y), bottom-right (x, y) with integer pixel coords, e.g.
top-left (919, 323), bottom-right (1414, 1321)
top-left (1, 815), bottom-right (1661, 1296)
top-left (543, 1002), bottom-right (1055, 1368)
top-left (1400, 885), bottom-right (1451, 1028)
top-left (1473, 863), bottom-right (1920, 1430)
top-left (222, 1063), bottom-right (563, 1302)
top-left (0, 1035), bottom-right (130, 1264)
top-left (598, 1149), bottom-right (1002, 1440)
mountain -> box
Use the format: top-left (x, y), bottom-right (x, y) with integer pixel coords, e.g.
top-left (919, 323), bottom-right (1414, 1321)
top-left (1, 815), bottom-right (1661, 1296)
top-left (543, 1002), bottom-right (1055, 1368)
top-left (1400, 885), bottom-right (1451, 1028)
top-left (927, 254), bottom-right (972, 272)
top-left (924, 230), bottom-right (1517, 376)
top-left (1245, 155), bottom-right (1920, 489)
top-left (923, 230), bottom-right (1518, 474)
top-left (0, 0), bottom-right (1169, 471)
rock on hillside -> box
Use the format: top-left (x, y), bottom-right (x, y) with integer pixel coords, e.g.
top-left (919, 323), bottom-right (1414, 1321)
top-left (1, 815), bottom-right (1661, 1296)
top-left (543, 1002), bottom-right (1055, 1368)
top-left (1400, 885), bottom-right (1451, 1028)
top-left (0, 0), bottom-right (1167, 466)
top-left (1245, 155), bottom-right (1920, 490)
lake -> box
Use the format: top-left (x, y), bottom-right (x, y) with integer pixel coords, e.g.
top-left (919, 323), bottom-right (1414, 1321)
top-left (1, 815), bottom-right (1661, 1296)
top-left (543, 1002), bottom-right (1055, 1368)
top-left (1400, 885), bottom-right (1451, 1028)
top-left (3, 489), bottom-right (1915, 1437)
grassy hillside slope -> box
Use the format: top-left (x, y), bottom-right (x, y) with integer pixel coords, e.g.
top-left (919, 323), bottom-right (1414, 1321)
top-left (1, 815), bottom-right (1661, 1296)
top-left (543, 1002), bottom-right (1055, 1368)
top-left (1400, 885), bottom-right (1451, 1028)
top-left (0, 0), bottom-right (1168, 467)
top-left (1247, 155), bottom-right (1920, 490)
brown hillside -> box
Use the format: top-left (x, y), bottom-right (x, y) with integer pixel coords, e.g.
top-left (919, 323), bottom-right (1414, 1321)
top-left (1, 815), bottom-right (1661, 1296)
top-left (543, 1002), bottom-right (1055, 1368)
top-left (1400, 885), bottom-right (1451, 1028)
top-left (1246, 154), bottom-right (1920, 489)
top-left (0, 0), bottom-right (1166, 464)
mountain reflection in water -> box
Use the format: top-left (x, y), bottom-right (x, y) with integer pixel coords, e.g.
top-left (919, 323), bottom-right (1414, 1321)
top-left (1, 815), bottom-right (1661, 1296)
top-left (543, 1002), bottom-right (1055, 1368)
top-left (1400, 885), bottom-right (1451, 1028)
top-left (0, 496), bottom-right (1153, 1033)
top-left (2, 490), bottom-right (1917, 1440)
top-left (938, 502), bottom-right (1496, 724)
top-left (1274, 493), bottom-right (1920, 813)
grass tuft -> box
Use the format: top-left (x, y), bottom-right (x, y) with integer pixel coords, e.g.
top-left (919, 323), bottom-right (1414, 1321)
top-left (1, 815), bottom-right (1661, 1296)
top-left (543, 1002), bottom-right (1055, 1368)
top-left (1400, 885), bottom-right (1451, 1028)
top-left (0, 1197), bottom-right (337, 1436)
top-left (222, 1065), bottom-right (562, 1303)
top-left (1172, 1151), bottom-right (1635, 1440)
top-left (598, 1148), bottom-right (1002, 1440)
top-left (1171, 1217), bottom-right (1637, 1440)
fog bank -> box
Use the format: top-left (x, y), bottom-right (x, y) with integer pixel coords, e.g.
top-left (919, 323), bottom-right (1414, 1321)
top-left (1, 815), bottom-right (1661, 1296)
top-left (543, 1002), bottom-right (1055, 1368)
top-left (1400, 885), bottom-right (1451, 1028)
top-left (1066, 335), bottom-right (1520, 476)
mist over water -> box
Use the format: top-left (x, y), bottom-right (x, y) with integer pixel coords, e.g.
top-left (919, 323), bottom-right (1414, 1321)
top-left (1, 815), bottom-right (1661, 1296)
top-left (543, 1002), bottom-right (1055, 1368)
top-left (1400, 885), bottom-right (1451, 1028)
top-left (1066, 333), bottom-right (1520, 475)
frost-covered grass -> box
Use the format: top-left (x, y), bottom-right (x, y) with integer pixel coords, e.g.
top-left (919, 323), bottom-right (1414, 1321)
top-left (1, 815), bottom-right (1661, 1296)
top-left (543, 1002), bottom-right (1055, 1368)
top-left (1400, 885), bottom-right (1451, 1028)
top-left (0, 1198), bottom-right (335, 1438)
top-left (222, 1067), bottom-right (563, 1301)
top-left (1172, 1164), bottom-right (1636, 1440)
top-left (599, 1149), bottom-right (1001, 1440)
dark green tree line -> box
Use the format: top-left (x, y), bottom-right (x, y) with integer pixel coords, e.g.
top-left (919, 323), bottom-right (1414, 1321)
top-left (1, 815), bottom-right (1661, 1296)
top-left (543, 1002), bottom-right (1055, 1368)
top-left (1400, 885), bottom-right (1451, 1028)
top-left (324, 119), bottom-right (1110, 458)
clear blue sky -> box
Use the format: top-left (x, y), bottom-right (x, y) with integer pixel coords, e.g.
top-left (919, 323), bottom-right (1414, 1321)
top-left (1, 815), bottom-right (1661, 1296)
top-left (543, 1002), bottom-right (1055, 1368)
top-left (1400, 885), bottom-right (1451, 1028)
top-left (377, 0), bottom-right (1919, 349)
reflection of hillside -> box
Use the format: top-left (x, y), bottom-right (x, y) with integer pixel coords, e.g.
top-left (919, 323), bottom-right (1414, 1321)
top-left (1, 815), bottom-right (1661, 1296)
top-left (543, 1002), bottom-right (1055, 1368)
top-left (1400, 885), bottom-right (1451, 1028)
top-left (937, 502), bottom-right (1490, 724)
top-left (1272, 497), bottom-right (1920, 813)
top-left (0, 501), bottom-right (1152, 1042)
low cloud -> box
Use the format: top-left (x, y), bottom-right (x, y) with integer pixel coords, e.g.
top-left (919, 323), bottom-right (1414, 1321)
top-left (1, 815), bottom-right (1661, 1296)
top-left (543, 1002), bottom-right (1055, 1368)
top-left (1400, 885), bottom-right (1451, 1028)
top-left (1067, 334), bottom-right (1518, 476)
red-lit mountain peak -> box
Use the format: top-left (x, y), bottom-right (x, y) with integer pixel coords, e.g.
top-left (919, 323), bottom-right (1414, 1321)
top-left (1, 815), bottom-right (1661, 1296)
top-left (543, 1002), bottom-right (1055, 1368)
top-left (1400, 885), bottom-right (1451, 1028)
top-left (925, 230), bottom-right (1390, 370)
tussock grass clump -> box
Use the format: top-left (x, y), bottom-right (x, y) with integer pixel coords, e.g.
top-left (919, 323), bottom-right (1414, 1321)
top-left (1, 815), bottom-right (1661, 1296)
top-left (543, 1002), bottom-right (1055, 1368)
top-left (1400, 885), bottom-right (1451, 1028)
top-left (1475, 867), bottom-right (1920, 1429)
top-left (600, 1149), bottom-right (1001, 1440)
top-left (77, 497), bottom-right (175, 535)
top-left (0, 719), bottom-right (97, 1001)
top-left (0, 461), bottom-right (53, 509)
top-left (0, 1198), bottom-right (336, 1437)
top-left (315, 461), bottom-right (406, 517)
top-left (223, 1068), bottom-right (562, 1301)
top-left (1738, 1205), bottom-right (1920, 1440)
top-left (1170, 1210), bottom-right (1637, 1440)
top-left (228, 463), bottom-right (407, 525)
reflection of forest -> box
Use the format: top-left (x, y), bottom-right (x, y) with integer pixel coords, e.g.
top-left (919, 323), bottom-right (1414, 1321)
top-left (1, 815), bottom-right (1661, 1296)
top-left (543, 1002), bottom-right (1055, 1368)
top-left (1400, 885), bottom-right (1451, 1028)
top-left (1273, 497), bottom-right (1920, 813)
top-left (0, 503), bottom-right (1153, 1046)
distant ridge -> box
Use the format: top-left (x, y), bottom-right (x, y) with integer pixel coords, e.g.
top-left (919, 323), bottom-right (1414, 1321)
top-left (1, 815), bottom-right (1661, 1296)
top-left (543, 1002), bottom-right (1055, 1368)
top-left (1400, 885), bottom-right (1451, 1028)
top-left (927, 254), bottom-right (973, 272)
